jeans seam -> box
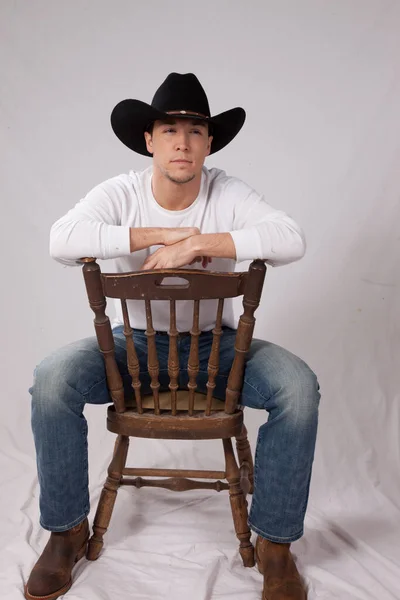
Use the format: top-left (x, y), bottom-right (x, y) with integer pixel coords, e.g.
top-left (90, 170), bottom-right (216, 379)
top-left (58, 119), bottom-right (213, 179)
top-left (248, 521), bottom-right (304, 543)
top-left (242, 379), bottom-right (271, 405)
top-left (81, 402), bottom-right (89, 517)
top-left (40, 511), bottom-right (89, 532)
top-left (82, 377), bottom-right (107, 396)
top-left (249, 426), bottom-right (263, 527)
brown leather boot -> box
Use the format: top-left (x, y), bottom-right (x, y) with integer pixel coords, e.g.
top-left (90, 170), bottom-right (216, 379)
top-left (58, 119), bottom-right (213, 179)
top-left (24, 519), bottom-right (89, 600)
top-left (255, 536), bottom-right (307, 600)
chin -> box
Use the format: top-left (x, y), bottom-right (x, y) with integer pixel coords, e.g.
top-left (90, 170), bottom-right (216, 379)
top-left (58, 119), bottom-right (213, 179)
top-left (166, 170), bottom-right (197, 185)
top-left (173, 175), bottom-right (196, 185)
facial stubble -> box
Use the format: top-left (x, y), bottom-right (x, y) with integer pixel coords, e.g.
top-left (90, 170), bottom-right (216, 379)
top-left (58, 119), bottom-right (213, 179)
top-left (163, 170), bottom-right (196, 185)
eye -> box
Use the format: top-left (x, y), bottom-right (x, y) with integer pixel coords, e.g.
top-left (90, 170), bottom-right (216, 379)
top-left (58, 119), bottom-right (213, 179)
top-left (164, 128), bottom-right (176, 133)
top-left (191, 129), bottom-right (202, 135)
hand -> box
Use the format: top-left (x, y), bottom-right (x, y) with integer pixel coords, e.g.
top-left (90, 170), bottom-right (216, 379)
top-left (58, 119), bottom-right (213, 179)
top-left (141, 238), bottom-right (210, 270)
top-left (189, 256), bottom-right (212, 268)
top-left (161, 227), bottom-right (200, 246)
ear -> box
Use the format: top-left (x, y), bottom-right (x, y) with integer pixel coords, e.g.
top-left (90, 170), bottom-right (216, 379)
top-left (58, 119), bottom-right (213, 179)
top-left (144, 131), bottom-right (153, 154)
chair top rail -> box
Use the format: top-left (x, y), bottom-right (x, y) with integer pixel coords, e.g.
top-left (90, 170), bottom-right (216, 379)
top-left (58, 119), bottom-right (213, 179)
top-left (99, 268), bottom-right (249, 301)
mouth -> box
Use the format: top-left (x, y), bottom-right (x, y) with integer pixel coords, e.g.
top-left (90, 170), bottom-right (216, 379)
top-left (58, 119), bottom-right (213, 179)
top-left (171, 159), bottom-right (192, 164)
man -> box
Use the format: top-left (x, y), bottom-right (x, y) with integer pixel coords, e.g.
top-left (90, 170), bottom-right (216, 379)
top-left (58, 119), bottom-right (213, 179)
top-left (25, 73), bottom-right (320, 600)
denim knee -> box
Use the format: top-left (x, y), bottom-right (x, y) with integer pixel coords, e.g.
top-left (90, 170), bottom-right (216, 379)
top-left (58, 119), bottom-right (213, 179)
top-left (30, 337), bottom-right (105, 415)
top-left (274, 361), bottom-right (320, 428)
top-left (242, 340), bottom-right (320, 425)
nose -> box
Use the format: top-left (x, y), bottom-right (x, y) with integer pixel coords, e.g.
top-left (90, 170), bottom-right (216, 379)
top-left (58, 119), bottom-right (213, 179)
top-left (174, 131), bottom-right (190, 151)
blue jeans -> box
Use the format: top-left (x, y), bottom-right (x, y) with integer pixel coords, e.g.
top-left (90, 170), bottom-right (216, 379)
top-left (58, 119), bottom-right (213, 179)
top-left (30, 327), bottom-right (320, 543)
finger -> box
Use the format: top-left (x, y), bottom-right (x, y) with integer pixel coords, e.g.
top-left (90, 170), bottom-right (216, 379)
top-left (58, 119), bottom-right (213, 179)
top-left (141, 259), bottom-right (156, 270)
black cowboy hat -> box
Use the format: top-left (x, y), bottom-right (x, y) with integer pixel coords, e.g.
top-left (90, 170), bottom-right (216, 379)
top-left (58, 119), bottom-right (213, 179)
top-left (111, 72), bottom-right (246, 156)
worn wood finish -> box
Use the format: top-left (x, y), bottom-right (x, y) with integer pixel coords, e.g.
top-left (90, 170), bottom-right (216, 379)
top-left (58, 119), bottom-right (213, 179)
top-left (168, 300), bottom-right (179, 415)
top-left (86, 435), bottom-right (129, 560)
top-left (121, 477), bottom-right (229, 492)
top-left (206, 298), bottom-right (224, 415)
top-left (225, 260), bottom-right (266, 414)
top-left (123, 468), bottom-right (226, 479)
top-left (107, 405), bottom-right (244, 440)
top-left (236, 424), bottom-right (254, 495)
top-left (101, 268), bottom-right (248, 301)
top-left (223, 437), bottom-right (255, 567)
top-left (121, 299), bottom-right (143, 414)
top-left (81, 259), bottom-right (266, 567)
top-left (82, 260), bottom-right (125, 413)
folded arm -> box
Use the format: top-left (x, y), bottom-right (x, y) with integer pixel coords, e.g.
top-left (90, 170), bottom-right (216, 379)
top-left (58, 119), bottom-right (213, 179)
top-left (49, 178), bottom-right (200, 266)
top-left (142, 183), bottom-right (306, 270)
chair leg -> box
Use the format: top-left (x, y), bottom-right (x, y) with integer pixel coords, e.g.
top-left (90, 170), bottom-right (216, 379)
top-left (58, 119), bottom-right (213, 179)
top-left (235, 424), bottom-right (254, 495)
top-left (86, 435), bottom-right (130, 561)
top-left (223, 437), bottom-right (255, 568)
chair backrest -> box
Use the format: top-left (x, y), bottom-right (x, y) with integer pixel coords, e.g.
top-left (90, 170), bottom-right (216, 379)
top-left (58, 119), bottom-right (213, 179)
top-left (82, 260), bottom-right (266, 416)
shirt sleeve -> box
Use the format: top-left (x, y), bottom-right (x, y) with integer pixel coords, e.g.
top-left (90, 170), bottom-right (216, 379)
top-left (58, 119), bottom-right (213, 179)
top-left (226, 179), bottom-right (306, 266)
top-left (49, 177), bottom-right (132, 266)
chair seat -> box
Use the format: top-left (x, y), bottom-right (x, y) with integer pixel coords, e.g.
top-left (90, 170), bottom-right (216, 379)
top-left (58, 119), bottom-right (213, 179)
top-left (107, 391), bottom-right (243, 440)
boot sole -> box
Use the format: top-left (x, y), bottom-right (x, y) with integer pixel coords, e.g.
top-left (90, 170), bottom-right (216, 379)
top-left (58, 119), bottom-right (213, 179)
top-left (24, 537), bottom-right (88, 600)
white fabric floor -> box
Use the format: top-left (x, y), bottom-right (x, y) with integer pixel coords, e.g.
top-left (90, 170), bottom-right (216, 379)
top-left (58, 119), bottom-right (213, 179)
top-left (1, 1), bottom-right (400, 599)
top-left (2, 407), bottom-right (400, 600)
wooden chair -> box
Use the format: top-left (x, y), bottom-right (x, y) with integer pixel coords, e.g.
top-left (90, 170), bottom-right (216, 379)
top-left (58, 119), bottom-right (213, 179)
top-left (81, 258), bottom-right (266, 568)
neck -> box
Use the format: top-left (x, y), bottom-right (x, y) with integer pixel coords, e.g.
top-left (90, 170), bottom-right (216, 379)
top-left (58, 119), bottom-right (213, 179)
top-left (151, 166), bottom-right (202, 211)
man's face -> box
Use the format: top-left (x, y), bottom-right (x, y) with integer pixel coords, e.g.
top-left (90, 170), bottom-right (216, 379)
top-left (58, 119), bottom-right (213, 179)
top-left (144, 118), bottom-right (213, 184)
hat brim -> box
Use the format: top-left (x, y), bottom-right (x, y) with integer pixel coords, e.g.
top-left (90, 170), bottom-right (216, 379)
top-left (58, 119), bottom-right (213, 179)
top-left (111, 99), bottom-right (246, 156)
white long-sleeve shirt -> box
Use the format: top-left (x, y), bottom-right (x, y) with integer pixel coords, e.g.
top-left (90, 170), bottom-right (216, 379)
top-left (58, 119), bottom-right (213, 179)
top-left (50, 166), bottom-right (305, 331)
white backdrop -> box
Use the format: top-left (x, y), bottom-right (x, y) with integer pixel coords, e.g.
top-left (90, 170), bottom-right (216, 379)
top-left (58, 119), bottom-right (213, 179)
top-left (1, 1), bottom-right (399, 599)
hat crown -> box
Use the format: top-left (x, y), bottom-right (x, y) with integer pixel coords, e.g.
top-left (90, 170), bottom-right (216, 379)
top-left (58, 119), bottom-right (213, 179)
top-left (151, 73), bottom-right (211, 117)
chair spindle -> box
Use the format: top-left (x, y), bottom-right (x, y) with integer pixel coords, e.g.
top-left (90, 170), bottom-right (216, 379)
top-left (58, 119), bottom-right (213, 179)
top-left (168, 300), bottom-right (179, 415)
top-left (145, 299), bottom-right (160, 415)
top-left (121, 299), bottom-right (143, 414)
top-left (187, 299), bottom-right (200, 415)
top-left (205, 298), bottom-right (224, 415)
